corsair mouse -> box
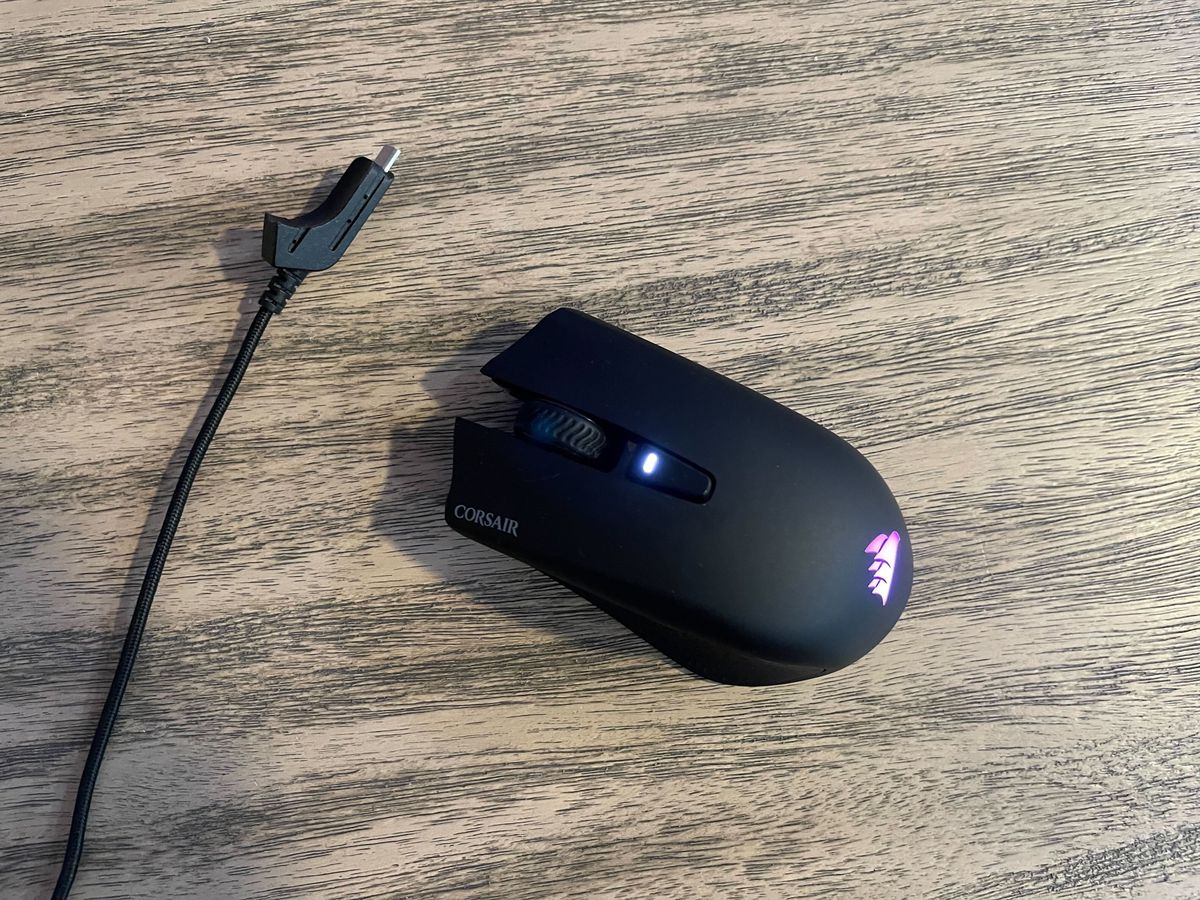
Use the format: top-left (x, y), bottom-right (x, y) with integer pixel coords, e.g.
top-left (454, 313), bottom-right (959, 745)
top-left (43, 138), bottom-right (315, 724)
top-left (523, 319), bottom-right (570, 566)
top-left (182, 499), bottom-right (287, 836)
top-left (445, 308), bottom-right (911, 685)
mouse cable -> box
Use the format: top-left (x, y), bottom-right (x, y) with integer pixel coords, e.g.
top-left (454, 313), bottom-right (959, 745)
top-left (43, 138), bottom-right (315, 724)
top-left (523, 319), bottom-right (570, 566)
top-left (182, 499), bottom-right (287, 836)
top-left (51, 145), bottom-right (400, 900)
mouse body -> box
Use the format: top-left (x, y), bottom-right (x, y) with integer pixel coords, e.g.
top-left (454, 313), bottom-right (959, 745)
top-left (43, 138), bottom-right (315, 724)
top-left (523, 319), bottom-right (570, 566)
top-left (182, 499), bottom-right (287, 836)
top-left (445, 308), bottom-right (911, 685)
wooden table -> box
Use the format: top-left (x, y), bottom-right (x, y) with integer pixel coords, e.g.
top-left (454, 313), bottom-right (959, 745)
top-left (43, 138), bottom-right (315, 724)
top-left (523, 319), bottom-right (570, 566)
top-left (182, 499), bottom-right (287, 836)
top-left (3, 2), bottom-right (1198, 897)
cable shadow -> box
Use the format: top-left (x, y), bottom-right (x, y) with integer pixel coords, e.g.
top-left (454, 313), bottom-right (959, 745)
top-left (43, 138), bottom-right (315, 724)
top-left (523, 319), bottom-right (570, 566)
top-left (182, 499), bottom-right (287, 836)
top-left (369, 321), bottom-right (653, 663)
top-left (48, 191), bottom-right (339, 895)
top-left (103, 170), bottom-right (344, 642)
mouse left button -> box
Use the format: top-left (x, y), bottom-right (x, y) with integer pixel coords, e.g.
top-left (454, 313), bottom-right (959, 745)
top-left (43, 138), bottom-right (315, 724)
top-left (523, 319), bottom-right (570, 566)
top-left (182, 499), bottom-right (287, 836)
top-left (514, 399), bottom-right (608, 462)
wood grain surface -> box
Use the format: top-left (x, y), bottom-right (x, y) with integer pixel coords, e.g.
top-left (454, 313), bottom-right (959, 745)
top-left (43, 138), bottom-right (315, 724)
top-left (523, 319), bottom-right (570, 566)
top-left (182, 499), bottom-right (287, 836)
top-left (2, 1), bottom-right (1199, 897)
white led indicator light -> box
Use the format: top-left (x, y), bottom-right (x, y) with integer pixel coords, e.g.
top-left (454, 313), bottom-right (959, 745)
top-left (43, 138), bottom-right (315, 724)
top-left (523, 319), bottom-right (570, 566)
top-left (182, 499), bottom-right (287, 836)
top-left (640, 451), bottom-right (660, 475)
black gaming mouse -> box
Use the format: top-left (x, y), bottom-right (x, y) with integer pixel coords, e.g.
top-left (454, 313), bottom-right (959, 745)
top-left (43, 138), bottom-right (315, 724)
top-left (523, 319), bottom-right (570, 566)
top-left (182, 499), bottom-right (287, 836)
top-left (445, 308), bottom-right (911, 685)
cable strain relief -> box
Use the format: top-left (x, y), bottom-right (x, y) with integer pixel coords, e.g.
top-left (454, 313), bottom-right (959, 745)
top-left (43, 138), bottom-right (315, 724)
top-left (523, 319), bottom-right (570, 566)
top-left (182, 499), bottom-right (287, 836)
top-left (258, 268), bottom-right (307, 314)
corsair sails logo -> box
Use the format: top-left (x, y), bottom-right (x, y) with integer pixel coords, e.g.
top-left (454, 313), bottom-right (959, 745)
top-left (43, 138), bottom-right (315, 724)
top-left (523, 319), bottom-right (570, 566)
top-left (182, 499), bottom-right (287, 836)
top-left (864, 531), bottom-right (901, 605)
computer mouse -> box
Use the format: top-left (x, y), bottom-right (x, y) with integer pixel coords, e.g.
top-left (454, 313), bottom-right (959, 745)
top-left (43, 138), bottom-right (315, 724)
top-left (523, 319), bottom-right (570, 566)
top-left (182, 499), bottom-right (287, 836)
top-left (444, 308), bottom-right (911, 685)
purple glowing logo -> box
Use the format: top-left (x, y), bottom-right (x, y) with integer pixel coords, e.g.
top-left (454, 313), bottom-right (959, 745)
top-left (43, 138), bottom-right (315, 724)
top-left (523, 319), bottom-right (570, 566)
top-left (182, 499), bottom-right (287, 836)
top-left (865, 531), bottom-right (901, 605)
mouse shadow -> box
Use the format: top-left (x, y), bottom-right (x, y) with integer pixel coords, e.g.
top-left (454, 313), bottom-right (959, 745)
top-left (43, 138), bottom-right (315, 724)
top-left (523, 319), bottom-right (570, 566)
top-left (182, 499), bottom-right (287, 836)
top-left (369, 323), bottom-right (662, 666)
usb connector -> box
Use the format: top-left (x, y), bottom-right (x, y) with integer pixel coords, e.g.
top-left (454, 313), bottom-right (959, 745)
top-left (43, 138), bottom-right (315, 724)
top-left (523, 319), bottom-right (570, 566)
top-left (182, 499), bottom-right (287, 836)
top-left (261, 143), bottom-right (400, 273)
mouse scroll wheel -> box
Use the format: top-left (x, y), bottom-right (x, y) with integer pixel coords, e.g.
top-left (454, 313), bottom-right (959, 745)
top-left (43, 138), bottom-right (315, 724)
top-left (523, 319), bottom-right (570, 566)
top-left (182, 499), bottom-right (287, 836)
top-left (514, 399), bottom-right (608, 462)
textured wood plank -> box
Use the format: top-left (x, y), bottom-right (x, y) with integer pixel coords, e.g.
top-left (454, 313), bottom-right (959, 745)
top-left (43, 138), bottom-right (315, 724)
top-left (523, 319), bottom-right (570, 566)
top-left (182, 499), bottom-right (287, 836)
top-left (2, 1), bottom-right (1199, 898)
